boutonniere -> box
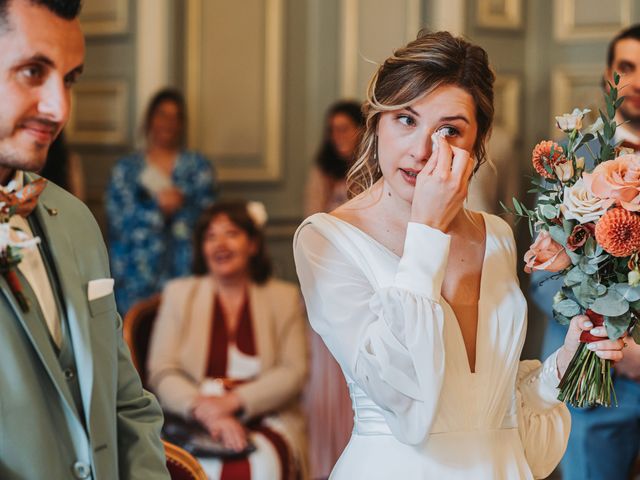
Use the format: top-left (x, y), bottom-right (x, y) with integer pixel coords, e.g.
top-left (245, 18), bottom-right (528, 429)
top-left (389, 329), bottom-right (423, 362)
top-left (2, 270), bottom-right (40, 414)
top-left (0, 178), bottom-right (47, 312)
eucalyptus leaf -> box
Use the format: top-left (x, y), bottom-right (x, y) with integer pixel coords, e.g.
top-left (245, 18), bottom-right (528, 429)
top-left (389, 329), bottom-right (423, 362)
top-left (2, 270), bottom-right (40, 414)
top-left (584, 237), bottom-right (596, 257)
top-left (553, 310), bottom-right (572, 326)
top-left (588, 254), bottom-right (608, 265)
top-left (613, 283), bottom-right (640, 302)
top-left (605, 313), bottom-right (632, 340)
top-left (549, 225), bottom-right (568, 245)
top-left (578, 257), bottom-right (598, 275)
top-left (572, 284), bottom-right (595, 308)
top-left (565, 267), bottom-right (587, 287)
top-left (633, 326), bottom-right (640, 344)
top-left (567, 250), bottom-right (581, 266)
top-left (575, 133), bottom-right (595, 150)
top-left (553, 299), bottom-right (581, 317)
top-left (541, 204), bottom-right (557, 220)
top-left (591, 289), bottom-right (629, 316)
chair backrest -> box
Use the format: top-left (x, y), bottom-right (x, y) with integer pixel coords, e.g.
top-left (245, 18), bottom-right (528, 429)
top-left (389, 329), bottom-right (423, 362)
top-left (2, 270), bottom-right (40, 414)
top-left (163, 440), bottom-right (208, 480)
top-left (123, 294), bottom-right (162, 386)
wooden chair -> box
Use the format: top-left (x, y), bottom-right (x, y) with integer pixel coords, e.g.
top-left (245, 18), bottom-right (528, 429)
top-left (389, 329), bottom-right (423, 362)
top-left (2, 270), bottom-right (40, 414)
top-left (631, 455), bottom-right (640, 480)
top-left (163, 440), bottom-right (208, 480)
top-left (123, 294), bottom-right (162, 386)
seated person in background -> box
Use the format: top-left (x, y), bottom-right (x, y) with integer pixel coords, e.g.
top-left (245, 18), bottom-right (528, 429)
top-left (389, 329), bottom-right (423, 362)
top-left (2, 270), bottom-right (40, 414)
top-left (106, 88), bottom-right (217, 315)
top-left (147, 201), bottom-right (309, 480)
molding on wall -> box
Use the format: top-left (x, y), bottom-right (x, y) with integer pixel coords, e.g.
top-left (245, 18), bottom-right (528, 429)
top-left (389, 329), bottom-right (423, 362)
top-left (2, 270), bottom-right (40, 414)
top-left (494, 74), bottom-right (521, 137)
top-left (339, 0), bottom-right (422, 99)
top-left (476, 0), bottom-right (522, 30)
top-left (185, 0), bottom-right (284, 182)
top-left (135, 0), bottom-right (172, 130)
top-left (81, 0), bottom-right (129, 36)
top-left (550, 65), bottom-right (603, 137)
top-left (553, 0), bottom-right (631, 42)
top-left (431, 0), bottom-right (465, 35)
top-left (340, 0), bottom-right (359, 98)
top-left (67, 80), bottom-right (129, 145)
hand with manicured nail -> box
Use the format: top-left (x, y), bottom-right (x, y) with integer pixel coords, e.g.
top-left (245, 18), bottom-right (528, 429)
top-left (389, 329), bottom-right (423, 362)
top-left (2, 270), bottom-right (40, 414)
top-left (409, 134), bottom-right (474, 232)
top-left (556, 314), bottom-right (626, 377)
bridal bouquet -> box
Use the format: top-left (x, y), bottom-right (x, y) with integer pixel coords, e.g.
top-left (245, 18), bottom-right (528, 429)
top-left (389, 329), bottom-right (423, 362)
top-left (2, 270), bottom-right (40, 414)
top-left (505, 72), bottom-right (640, 407)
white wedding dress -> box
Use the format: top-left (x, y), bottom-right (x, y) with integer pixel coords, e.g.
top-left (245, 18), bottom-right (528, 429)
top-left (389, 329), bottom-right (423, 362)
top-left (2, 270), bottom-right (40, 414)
top-left (293, 212), bottom-right (570, 479)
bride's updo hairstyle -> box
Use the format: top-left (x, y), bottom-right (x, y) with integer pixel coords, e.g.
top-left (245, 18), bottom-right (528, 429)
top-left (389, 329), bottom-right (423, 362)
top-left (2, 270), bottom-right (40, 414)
top-left (347, 30), bottom-right (495, 197)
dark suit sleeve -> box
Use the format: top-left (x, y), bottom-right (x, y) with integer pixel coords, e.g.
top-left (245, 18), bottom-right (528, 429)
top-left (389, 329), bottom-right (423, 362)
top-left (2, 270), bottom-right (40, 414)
top-left (115, 310), bottom-right (171, 479)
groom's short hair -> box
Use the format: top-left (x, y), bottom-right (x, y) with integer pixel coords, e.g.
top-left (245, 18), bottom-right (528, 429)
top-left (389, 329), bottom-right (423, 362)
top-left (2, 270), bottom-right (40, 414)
top-left (0, 0), bottom-right (82, 27)
top-left (608, 24), bottom-right (640, 67)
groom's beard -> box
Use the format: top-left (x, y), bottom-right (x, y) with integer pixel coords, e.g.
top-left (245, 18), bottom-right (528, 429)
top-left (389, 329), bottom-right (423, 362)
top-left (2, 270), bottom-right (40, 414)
top-left (618, 105), bottom-right (640, 134)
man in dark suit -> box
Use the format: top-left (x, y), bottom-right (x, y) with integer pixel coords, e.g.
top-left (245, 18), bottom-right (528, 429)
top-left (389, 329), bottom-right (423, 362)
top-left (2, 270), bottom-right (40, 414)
top-left (0, 1), bottom-right (169, 478)
top-left (531, 24), bottom-right (640, 480)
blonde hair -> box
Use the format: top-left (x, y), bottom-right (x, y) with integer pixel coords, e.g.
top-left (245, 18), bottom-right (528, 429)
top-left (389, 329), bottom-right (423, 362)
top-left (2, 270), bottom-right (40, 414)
top-left (347, 30), bottom-right (495, 198)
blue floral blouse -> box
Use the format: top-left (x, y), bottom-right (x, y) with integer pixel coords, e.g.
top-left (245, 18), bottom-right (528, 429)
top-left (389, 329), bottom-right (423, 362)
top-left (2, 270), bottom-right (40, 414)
top-left (106, 151), bottom-right (217, 315)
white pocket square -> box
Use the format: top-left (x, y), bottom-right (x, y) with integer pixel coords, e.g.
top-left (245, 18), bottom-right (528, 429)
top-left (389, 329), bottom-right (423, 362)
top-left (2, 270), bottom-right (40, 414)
top-left (88, 278), bottom-right (115, 301)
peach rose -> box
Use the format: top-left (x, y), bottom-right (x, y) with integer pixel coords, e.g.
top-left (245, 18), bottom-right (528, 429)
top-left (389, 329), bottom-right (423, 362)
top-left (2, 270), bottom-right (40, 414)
top-left (583, 154), bottom-right (640, 211)
top-left (524, 230), bottom-right (572, 273)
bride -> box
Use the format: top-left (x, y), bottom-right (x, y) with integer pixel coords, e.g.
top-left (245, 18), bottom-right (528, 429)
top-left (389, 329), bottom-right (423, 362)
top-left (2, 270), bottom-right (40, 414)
top-left (293, 30), bottom-right (625, 479)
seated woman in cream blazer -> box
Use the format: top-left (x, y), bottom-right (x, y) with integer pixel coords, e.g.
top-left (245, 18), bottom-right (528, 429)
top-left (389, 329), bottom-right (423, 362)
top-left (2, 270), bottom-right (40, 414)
top-left (147, 201), bottom-right (309, 480)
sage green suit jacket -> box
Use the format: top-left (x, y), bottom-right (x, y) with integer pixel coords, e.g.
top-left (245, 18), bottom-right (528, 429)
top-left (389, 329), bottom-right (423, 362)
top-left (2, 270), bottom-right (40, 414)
top-left (0, 174), bottom-right (169, 479)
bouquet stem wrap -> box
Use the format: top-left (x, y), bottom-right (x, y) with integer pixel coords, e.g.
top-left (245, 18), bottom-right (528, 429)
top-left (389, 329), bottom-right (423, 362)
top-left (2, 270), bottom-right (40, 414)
top-left (557, 310), bottom-right (616, 407)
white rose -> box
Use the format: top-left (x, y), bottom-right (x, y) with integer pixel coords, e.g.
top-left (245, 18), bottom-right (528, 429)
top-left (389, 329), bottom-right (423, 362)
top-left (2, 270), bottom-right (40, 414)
top-left (560, 178), bottom-right (610, 224)
top-left (555, 108), bottom-right (590, 132)
top-left (554, 161), bottom-right (574, 182)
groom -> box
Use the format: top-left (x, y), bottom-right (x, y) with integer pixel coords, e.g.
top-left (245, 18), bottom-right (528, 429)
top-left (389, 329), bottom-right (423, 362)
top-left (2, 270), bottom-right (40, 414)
top-left (0, 1), bottom-right (169, 478)
top-left (531, 24), bottom-right (640, 480)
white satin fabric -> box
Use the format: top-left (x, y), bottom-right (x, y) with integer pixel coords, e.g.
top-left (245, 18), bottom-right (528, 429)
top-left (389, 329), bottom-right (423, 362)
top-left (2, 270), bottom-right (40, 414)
top-left (293, 212), bottom-right (570, 480)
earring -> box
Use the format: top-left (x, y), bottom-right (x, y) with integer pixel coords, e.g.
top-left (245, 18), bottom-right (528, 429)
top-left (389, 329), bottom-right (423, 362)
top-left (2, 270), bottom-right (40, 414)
top-left (373, 135), bottom-right (378, 161)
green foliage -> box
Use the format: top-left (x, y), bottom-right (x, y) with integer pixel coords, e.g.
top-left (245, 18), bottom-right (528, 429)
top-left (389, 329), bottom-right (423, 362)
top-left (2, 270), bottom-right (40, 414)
top-left (553, 299), bottom-right (581, 317)
top-left (591, 288), bottom-right (629, 317)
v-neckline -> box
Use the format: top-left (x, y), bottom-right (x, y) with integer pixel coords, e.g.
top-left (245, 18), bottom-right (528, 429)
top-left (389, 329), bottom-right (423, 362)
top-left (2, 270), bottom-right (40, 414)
top-left (323, 211), bottom-right (492, 376)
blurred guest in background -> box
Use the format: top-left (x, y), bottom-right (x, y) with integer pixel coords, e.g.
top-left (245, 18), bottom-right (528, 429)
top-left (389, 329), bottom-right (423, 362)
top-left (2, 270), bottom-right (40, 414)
top-left (147, 201), bottom-right (308, 480)
top-left (39, 130), bottom-right (86, 201)
top-left (303, 100), bottom-right (363, 479)
top-left (106, 88), bottom-right (217, 315)
top-left (304, 100), bottom-right (364, 216)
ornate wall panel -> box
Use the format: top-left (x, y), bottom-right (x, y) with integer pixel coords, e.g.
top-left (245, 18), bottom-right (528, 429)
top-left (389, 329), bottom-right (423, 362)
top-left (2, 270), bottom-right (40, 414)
top-left (494, 74), bottom-right (521, 137)
top-left (339, 0), bottom-right (421, 99)
top-left (67, 80), bottom-right (129, 145)
top-left (80, 0), bottom-right (129, 36)
top-left (554, 0), bottom-right (631, 41)
top-left (185, 0), bottom-right (284, 182)
top-left (476, 0), bottom-right (522, 29)
top-left (550, 66), bottom-right (603, 137)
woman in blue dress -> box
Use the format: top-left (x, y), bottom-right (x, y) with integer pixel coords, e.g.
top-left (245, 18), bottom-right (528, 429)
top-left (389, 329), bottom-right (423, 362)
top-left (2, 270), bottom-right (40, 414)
top-left (106, 88), bottom-right (217, 315)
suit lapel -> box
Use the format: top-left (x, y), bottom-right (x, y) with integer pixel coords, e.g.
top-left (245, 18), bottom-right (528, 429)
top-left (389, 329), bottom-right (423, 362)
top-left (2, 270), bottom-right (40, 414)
top-left (191, 277), bottom-right (215, 380)
top-left (27, 174), bottom-right (95, 427)
top-left (249, 283), bottom-right (272, 366)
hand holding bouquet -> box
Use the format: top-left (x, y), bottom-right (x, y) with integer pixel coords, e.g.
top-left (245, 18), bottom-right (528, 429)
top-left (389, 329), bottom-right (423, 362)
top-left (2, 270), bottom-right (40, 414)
top-left (506, 73), bottom-right (639, 407)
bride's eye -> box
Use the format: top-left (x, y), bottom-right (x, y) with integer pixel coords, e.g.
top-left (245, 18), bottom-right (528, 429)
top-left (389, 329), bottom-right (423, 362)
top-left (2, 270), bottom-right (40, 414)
top-left (436, 125), bottom-right (460, 137)
top-left (396, 114), bottom-right (416, 127)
